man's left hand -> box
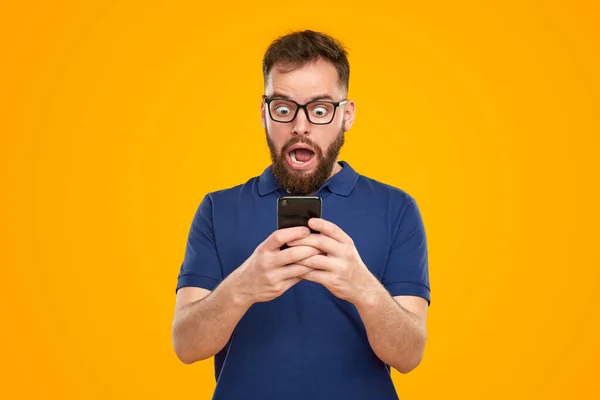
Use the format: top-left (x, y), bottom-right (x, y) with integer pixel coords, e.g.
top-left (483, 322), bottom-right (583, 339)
top-left (287, 218), bottom-right (382, 304)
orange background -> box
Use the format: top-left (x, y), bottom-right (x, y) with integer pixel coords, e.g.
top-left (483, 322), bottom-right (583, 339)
top-left (1, 1), bottom-right (599, 399)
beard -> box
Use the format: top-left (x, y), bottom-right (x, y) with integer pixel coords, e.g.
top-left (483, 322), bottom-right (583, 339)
top-left (266, 128), bottom-right (345, 196)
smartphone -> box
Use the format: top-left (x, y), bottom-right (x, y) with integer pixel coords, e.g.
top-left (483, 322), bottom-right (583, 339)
top-left (277, 196), bottom-right (322, 250)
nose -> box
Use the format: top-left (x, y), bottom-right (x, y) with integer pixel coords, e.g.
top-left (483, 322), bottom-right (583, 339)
top-left (291, 107), bottom-right (310, 136)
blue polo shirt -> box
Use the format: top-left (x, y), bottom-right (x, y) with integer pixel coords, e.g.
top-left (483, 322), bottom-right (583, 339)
top-left (176, 161), bottom-right (430, 400)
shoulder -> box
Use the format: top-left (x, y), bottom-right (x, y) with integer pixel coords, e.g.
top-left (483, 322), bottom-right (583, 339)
top-left (202, 174), bottom-right (262, 203)
top-left (352, 173), bottom-right (426, 246)
top-left (354, 171), bottom-right (417, 209)
top-left (349, 169), bottom-right (424, 234)
top-left (192, 171), bottom-right (271, 224)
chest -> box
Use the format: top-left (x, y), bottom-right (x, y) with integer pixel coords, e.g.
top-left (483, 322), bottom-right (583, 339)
top-left (213, 193), bottom-right (394, 281)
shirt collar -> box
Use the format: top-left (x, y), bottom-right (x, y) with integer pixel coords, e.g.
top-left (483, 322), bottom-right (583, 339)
top-left (257, 160), bottom-right (359, 197)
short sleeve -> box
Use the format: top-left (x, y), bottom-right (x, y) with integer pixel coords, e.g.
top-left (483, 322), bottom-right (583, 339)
top-left (382, 198), bottom-right (431, 305)
top-left (175, 194), bottom-right (224, 293)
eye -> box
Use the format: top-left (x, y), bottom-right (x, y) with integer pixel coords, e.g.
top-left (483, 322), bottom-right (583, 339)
top-left (311, 106), bottom-right (329, 117)
top-left (275, 106), bottom-right (291, 116)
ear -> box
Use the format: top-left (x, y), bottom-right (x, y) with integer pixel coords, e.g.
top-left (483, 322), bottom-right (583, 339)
top-left (260, 98), bottom-right (266, 129)
top-left (342, 100), bottom-right (356, 132)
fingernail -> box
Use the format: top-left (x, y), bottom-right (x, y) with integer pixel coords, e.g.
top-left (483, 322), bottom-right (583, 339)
top-left (303, 227), bottom-right (310, 235)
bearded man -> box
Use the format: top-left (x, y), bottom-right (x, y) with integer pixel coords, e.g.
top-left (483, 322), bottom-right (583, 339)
top-left (172, 30), bottom-right (431, 400)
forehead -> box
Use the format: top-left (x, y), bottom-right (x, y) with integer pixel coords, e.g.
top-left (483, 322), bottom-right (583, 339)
top-left (265, 58), bottom-right (343, 101)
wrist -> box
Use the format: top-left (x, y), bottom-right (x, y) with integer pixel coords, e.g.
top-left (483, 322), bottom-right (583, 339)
top-left (220, 271), bottom-right (255, 309)
top-left (350, 270), bottom-right (388, 310)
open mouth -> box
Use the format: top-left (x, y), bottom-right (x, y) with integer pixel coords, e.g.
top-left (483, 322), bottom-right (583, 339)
top-left (290, 148), bottom-right (314, 164)
top-left (287, 147), bottom-right (316, 169)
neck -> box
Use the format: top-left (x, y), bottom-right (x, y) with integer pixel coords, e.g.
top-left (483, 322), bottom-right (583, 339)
top-left (329, 160), bottom-right (342, 178)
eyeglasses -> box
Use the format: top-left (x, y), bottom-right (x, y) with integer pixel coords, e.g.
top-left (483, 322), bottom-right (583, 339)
top-left (263, 96), bottom-right (348, 125)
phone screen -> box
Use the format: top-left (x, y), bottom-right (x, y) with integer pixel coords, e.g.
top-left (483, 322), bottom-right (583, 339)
top-left (277, 196), bottom-right (322, 249)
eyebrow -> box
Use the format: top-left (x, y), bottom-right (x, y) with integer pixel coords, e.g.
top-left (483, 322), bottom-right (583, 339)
top-left (270, 92), bottom-right (336, 103)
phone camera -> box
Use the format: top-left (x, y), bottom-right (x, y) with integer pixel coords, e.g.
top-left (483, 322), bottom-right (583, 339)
top-left (281, 199), bottom-right (288, 206)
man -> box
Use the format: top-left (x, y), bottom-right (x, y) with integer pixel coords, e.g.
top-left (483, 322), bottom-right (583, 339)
top-left (172, 30), bottom-right (431, 400)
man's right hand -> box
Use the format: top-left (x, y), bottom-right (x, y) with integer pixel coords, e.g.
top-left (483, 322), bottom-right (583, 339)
top-left (228, 226), bottom-right (320, 306)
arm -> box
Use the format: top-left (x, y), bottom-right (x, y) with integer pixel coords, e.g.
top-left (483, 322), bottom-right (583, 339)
top-left (353, 283), bottom-right (428, 373)
top-left (172, 193), bottom-right (248, 364)
top-left (299, 252), bottom-right (428, 373)
top-left (172, 281), bottom-right (250, 364)
top-left (354, 197), bottom-right (430, 373)
top-left (290, 211), bottom-right (430, 373)
top-left (172, 226), bottom-right (320, 364)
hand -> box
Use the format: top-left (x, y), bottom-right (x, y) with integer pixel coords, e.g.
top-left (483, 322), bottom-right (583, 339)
top-left (287, 218), bottom-right (381, 304)
top-left (230, 226), bottom-right (320, 306)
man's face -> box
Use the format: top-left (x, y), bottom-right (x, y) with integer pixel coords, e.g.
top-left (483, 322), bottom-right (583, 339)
top-left (262, 58), bottom-right (355, 195)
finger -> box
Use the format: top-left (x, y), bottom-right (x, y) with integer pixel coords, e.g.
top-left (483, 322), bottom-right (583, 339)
top-left (308, 218), bottom-right (352, 244)
top-left (300, 269), bottom-right (333, 285)
top-left (273, 264), bottom-right (314, 281)
top-left (280, 276), bottom-right (303, 291)
top-left (273, 245), bottom-right (321, 266)
top-left (287, 234), bottom-right (340, 256)
top-left (263, 226), bottom-right (311, 251)
top-left (295, 254), bottom-right (336, 271)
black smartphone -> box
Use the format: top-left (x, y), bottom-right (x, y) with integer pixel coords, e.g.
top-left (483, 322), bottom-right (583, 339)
top-left (277, 196), bottom-right (322, 250)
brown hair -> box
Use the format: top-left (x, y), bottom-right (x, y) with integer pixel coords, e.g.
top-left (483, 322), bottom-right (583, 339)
top-left (262, 30), bottom-right (350, 95)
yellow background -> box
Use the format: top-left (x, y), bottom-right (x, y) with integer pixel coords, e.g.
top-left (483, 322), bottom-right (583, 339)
top-left (1, 1), bottom-right (599, 399)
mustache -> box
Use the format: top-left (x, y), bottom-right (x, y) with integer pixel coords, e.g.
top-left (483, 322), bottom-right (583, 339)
top-left (280, 137), bottom-right (320, 155)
